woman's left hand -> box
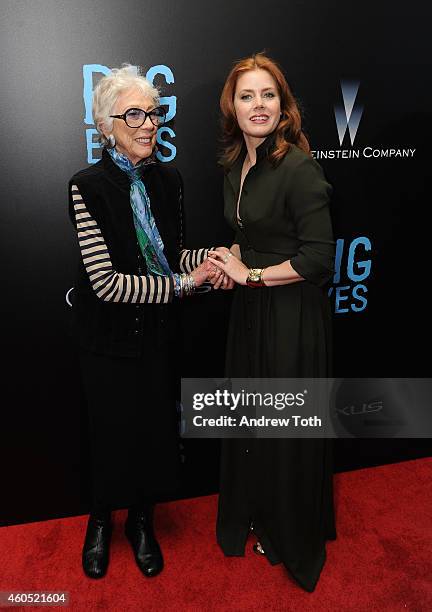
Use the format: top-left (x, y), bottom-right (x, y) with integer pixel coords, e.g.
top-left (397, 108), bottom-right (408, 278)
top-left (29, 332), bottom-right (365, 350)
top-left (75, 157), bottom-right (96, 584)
top-left (208, 247), bottom-right (250, 286)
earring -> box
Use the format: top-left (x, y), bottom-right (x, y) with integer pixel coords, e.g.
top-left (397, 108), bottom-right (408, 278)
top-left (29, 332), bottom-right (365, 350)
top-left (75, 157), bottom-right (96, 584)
top-left (107, 134), bottom-right (116, 148)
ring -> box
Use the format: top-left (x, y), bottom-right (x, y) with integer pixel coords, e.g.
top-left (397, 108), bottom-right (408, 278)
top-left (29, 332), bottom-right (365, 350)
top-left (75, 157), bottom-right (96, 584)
top-left (223, 256), bottom-right (228, 263)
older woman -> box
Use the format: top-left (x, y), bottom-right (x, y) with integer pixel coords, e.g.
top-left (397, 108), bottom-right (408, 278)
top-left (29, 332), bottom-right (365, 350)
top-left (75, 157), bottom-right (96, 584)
top-left (69, 64), bottom-right (229, 580)
top-left (209, 53), bottom-right (336, 592)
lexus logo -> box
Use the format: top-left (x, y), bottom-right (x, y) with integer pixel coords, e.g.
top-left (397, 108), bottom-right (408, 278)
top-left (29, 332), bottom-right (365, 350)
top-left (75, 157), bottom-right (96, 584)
top-left (65, 287), bottom-right (74, 307)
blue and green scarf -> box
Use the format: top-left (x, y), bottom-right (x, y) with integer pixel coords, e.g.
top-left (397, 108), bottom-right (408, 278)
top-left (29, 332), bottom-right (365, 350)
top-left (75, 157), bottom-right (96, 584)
top-left (107, 147), bottom-right (172, 276)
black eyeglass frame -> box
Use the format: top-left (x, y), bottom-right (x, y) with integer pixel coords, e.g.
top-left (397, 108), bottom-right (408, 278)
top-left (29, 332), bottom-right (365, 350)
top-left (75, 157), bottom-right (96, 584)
top-left (109, 106), bottom-right (166, 128)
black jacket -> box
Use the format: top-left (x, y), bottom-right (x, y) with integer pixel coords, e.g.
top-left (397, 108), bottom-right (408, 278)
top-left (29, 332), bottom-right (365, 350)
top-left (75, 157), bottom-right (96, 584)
top-left (68, 149), bottom-right (182, 357)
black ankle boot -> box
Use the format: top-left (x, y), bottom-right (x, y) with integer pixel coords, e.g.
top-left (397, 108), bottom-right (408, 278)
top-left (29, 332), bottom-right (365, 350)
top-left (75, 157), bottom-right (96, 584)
top-left (125, 506), bottom-right (163, 577)
top-left (82, 513), bottom-right (112, 579)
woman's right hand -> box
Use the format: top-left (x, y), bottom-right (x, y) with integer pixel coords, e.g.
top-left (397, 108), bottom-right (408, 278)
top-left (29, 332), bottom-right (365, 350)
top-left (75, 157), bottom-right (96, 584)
top-left (190, 259), bottom-right (216, 287)
top-left (208, 248), bottom-right (250, 286)
top-left (191, 258), bottom-right (234, 290)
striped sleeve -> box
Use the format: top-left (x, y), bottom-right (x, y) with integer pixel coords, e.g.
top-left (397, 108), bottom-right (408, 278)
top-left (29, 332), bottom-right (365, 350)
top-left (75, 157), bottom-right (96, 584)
top-left (71, 184), bottom-right (174, 304)
top-left (179, 248), bottom-right (213, 273)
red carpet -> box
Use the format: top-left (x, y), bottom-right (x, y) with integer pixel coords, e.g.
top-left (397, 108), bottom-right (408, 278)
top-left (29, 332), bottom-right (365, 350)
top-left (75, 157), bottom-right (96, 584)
top-left (1, 458), bottom-right (431, 611)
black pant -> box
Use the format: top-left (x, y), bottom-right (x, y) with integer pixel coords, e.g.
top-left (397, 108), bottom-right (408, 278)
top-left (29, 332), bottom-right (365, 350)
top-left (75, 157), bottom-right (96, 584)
top-left (79, 348), bottom-right (180, 513)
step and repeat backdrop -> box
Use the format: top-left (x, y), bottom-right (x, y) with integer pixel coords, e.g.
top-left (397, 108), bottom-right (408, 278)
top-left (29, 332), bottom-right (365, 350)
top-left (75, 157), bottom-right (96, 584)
top-left (1, 0), bottom-right (430, 524)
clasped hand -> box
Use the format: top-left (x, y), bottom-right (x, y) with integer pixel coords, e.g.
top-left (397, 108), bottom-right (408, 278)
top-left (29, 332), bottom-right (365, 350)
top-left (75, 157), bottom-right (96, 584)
top-left (191, 252), bottom-right (235, 290)
top-left (207, 247), bottom-right (249, 286)
top-left (191, 246), bottom-right (250, 289)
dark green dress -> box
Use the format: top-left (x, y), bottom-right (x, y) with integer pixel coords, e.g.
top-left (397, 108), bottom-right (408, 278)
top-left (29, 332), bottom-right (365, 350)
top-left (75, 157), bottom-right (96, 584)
top-left (216, 134), bottom-right (337, 593)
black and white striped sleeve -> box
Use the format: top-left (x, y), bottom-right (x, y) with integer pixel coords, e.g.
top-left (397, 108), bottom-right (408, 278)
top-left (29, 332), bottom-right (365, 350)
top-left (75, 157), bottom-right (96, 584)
top-left (71, 184), bottom-right (174, 304)
top-left (179, 248), bottom-right (213, 273)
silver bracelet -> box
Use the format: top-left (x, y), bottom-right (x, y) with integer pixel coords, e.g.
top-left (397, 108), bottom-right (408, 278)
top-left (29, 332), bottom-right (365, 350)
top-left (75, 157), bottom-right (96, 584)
top-left (180, 272), bottom-right (196, 297)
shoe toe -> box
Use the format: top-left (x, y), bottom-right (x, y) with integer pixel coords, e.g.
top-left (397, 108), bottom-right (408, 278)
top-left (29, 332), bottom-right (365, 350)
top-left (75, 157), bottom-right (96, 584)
top-left (83, 558), bottom-right (108, 579)
top-left (252, 542), bottom-right (266, 556)
top-left (142, 564), bottom-right (163, 578)
top-left (137, 554), bottom-right (163, 577)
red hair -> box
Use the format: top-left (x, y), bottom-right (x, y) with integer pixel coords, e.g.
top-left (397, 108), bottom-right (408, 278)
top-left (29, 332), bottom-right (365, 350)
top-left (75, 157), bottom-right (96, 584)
top-left (219, 52), bottom-right (310, 169)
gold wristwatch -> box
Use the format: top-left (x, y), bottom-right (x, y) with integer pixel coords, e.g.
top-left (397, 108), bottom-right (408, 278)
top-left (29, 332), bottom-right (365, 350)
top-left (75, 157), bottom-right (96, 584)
top-left (246, 268), bottom-right (265, 287)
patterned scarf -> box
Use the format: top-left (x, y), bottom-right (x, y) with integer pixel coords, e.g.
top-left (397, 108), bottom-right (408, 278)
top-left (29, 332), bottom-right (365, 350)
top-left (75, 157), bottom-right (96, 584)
top-left (107, 147), bottom-right (172, 276)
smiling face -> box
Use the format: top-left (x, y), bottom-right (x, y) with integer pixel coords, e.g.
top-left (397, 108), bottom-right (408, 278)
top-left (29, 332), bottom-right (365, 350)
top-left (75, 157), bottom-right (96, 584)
top-left (102, 86), bottom-right (158, 165)
top-left (233, 69), bottom-right (281, 148)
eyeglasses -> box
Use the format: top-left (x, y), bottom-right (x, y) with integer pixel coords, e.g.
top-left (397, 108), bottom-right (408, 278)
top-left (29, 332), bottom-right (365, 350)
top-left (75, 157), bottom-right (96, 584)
top-left (110, 106), bottom-right (166, 128)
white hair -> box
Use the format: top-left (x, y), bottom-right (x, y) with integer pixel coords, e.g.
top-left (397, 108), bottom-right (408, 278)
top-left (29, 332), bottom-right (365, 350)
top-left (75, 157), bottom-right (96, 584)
top-left (92, 64), bottom-right (160, 145)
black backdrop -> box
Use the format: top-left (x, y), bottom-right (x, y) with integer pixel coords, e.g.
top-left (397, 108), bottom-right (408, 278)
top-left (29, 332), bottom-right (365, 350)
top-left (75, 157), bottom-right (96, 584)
top-left (1, 0), bottom-right (431, 526)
